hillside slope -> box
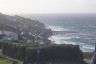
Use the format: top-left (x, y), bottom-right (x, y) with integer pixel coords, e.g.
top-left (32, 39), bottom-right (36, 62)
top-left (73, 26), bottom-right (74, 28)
top-left (0, 13), bottom-right (52, 41)
top-left (0, 13), bottom-right (45, 28)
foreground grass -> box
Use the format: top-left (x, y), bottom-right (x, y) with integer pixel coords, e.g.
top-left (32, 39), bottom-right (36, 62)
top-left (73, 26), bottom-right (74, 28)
top-left (0, 59), bottom-right (12, 64)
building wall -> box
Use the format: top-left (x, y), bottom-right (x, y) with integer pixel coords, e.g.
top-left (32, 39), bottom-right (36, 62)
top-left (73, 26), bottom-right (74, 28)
top-left (3, 32), bottom-right (18, 40)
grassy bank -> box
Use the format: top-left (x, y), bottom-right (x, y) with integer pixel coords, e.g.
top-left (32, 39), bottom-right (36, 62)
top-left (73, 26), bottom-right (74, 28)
top-left (0, 59), bottom-right (11, 64)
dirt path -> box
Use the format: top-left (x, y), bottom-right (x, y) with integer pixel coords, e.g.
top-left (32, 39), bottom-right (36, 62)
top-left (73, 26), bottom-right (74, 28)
top-left (0, 49), bottom-right (23, 64)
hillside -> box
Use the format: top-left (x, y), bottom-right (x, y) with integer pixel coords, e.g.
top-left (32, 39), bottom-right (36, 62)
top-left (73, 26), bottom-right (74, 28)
top-left (13, 15), bottom-right (45, 28)
top-left (0, 13), bottom-right (46, 34)
top-left (0, 13), bottom-right (45, 29)
top-left (0, 13), bottom-right (52, 42)
top-left (0, 23), bottom-right (17, 32)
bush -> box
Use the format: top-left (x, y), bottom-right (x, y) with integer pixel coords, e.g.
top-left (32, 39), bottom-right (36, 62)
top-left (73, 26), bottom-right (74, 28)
top-left (12, 60), bottom-right (18, 64)
top-left (26, 44), bottom-right (84, 63)
top-left (0, 42), bottom-right (3, 49)
top-left (2, 43), bottom-right (27, 60)
top-left (1, 42), bottom-right (84, 63)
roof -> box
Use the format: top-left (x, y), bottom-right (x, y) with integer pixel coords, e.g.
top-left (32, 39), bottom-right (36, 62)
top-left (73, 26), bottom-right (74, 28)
top-left (4, 31), bottom-right (12, 35)
top-left (0, 31), bottom-right (17, 35)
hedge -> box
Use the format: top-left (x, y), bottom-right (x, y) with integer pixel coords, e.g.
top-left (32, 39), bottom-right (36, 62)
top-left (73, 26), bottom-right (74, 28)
top-left (0, 42), bottom-right (3, 49)
top-left (1, 42), bottom-right (84, 63)
top-left (2, 43), bottom-right (28, 60)
top-left (26, 44), bottom-right (83, 63)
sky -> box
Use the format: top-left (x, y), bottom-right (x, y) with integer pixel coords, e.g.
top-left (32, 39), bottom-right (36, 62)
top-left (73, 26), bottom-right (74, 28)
top-left (0, 0), bottom-right (96, 14)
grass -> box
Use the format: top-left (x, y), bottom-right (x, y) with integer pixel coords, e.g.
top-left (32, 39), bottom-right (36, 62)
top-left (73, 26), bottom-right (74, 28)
top-left (0, 59), bottom-right (12, 64)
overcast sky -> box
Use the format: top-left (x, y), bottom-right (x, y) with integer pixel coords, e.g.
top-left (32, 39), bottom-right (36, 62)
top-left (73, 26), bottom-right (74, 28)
top-left (0, 0), bottom-right (96, 14)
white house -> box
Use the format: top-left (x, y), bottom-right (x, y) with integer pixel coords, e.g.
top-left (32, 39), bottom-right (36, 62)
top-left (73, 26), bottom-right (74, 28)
top-left (0, 31), bottom-right (18, 41)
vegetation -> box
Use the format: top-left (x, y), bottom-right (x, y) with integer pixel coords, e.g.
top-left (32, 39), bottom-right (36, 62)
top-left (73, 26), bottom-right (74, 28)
top-left (0, 22), bottom-right (17, 32)
top-left (13, 15), bottom-right (45, 28)
top-left (26, 47), bottom-right (83, 64)
top-left (27, 61), bottom-right (85, 64)
top-left (0, 13), bottom-right (45, 31)
top-left (0, 41), bottom-right (84, 64)
top-left (0, 59), bottom-right (11, 64)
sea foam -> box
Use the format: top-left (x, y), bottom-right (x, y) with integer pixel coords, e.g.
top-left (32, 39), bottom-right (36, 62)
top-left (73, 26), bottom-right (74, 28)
top-left (47, 25), bottom-right (70, 31)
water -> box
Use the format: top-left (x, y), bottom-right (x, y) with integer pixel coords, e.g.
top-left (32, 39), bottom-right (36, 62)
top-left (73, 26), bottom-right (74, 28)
top-left (20, 14), bottom-right (96, 52)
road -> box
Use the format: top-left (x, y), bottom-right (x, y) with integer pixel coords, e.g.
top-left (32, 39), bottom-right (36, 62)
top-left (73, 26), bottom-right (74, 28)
top-left (84, 59), bottom-right (91, 64)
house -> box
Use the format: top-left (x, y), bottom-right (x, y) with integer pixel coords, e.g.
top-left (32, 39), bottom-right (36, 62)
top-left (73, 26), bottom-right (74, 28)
top-left (0, 34), bottom-right (6, 41)
top-left (0, 31), bottom-right (18, 41)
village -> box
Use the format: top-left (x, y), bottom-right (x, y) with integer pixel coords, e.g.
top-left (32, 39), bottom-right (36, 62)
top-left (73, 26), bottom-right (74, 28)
top-left (0, 27), bottom-right (52, 44)
top-left (0, 13), bottom-right (53, 44)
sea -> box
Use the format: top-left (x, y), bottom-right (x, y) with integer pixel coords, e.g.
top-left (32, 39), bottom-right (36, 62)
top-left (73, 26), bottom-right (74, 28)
top-left (19, 14), bottom-right (96, 52)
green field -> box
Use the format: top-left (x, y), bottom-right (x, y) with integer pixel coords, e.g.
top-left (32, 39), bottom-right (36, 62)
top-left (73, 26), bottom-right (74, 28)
top-left (0, 59), bottom-right (11, 64)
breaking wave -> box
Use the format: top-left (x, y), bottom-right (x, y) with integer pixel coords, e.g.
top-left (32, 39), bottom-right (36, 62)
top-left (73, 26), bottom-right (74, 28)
top-left (47, 25), bottom-right (70, 31)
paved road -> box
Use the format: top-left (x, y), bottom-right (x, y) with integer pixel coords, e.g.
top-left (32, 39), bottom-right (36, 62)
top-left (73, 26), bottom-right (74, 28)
top-left (84, 59), bottom-right (91, 64)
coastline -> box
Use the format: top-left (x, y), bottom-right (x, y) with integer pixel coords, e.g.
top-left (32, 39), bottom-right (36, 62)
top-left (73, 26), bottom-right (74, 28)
top-left (47, 25), bottom-right (95, 52)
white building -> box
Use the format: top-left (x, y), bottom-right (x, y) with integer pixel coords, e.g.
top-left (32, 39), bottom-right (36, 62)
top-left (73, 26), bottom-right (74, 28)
top-left (0, 31), bottom-right (18, 41)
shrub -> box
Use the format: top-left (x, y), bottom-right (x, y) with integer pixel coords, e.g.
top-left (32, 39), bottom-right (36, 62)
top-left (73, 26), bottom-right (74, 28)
top-left (1, 42), bottom-right (84, 63)
top-left (26, 44), bottom-right (84, 63)
top-left (2, 43), bottom-right (27, 60)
